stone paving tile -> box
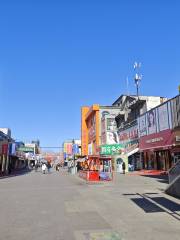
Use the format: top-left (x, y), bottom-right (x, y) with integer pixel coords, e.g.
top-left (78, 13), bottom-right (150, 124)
top-left (74, 229), bottom-right (123, 240)
top-left (66, 211), bottom-right (111, 230)
top-left (0, 170), bottom-right (180, 240)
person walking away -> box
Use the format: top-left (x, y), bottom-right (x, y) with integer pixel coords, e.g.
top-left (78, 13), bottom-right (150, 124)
top-left (35, 163), bottom-right (38, 172)
top-left (56, 164), bottom-right (60, 171)
top-left (42, 163), bottom-right (46, 174)
top-left (122, 161), bottom-right (126, 174)
top-left (47, 162), bottom-right (51, 173)
top-left (55, 164), bottom-right (58, 171)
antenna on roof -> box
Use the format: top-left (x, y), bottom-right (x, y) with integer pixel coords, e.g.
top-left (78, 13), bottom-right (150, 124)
top-left (126, 76), bottom-right (129, 96)
top-left (134, 61), bottom-right (142, 98)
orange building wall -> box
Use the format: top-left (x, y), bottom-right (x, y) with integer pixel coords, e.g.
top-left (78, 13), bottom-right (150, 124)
top-left (81, 107), bottom-right (89, 156)
top-left (81, 105), bottom-right (100, 156)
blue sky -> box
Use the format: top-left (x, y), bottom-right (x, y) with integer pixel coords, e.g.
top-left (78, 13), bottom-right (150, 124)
top-left (0, 0), bottom-right (179, 148)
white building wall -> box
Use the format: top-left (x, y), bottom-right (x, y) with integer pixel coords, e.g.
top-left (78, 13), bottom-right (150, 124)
top-left (146, 97), bottom-right (164, 111)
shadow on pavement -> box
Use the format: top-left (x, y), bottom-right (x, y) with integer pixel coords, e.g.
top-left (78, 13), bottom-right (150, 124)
top-left (0, 168), bottom-right (31, 179)
top-left (141, 174), bottom-right (169, 184)
top-left (131, 197), bottom-right (165, 213)
top-left (126, 192), bottom-right (180, 221)
top-left (150, 197), bottom-right (180, 212)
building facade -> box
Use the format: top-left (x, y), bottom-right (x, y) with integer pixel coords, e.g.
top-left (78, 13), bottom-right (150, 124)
top-left (81, 105), bottom-right (120, 156)
top-left (138, 94), bottom-right (180, 171)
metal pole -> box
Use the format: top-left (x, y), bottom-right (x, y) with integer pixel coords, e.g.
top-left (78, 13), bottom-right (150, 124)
top-left (134, 62), bottom-right (142, 98)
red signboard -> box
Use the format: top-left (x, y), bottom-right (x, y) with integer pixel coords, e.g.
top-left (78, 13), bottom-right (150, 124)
top-left (66, 143), bottom-right (72, 155)
top-left (139, 129), bottom-right (174, 151)
top-left (79, 170), bottom-right (99, 181)
top-left (118, 125), bottom-right (138, 141)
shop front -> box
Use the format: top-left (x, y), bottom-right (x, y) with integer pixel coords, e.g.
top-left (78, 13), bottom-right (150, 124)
top-left (139, 129), bottom-right (174, 171)
top-left (78, 155), bottom-right (113, 181)
top-left (100, 144), bottom-right (128, 173)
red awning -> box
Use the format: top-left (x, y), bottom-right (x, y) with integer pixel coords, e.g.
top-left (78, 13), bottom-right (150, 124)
top-left (139, 129), bottom-right (174, 151)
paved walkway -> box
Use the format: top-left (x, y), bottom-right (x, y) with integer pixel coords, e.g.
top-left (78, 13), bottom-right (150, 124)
top-left (0, 169), bottom-right (179, 240)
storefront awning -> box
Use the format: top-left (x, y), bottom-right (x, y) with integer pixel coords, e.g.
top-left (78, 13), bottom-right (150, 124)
top-left (76, 157), bottom-right (87, 162)
top-left (127, 148), bottom-right (139, 157)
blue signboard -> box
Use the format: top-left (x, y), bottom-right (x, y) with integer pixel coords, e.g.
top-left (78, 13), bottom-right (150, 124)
top-left (73, 144), bottom-right (79, 154)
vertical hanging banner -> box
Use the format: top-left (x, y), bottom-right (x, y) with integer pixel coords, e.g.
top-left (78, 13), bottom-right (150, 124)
top-left (73, 144), bottom-right (79, 154)
top-left (2, 144), bottom-right (8, 155)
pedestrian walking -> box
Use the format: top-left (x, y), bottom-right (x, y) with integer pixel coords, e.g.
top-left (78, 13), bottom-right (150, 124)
top-left (56, 164), bottom-right (60, 171)
top-left (42, 163), bottom-right (47, 174)
top-left (122, 161), bottom-right (126, 174)
top-left (47, 162), bottom-right (51, 173)
top-left (35, 163), bottom-right (38, 172)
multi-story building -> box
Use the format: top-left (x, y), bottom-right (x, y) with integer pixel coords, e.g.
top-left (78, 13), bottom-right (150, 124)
top-left (111, 95), bottom-right (168, 170)
top-left (138, 94), bottom-right (180, 171)
top-left (81, 105), bottom-right (120, 156)
top-left (113, 95), bottom-right (167, 129)
top-left (0, 131), bottom-right (11, 175)
top-left (81, 96), bottom-right (169, 172)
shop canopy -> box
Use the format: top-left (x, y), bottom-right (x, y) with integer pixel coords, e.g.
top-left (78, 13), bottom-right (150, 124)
top-left (127, 148), bottom-right (139, 157)
top-left (76, 157), bottom-right (87, 162)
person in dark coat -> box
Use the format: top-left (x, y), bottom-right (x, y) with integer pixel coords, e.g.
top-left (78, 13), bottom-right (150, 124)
top-left (47, 162), bottom-right (51, 173)
top-left (122, 161), bottom-right (126, 174)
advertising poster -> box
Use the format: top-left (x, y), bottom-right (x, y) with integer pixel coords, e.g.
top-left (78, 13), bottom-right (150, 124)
top-left (158, 103), bottom-right (170, 131)
top-left (147, 109), bottom-right (157, 134)
top-left (118, 124), bottom-right (139, 154)
top-left (88, 114), bottom-right (96, 141)
top-left (138, 115), bottom-right (147, 137)
top-left (63, 143), bottom-right (67, 153)
top-left (101, 132), bottom-right (106, 145)
top-left (171, 95), bottom-right (180, 128)
top-left (106, 131), bottom-right (119, 144)
top-left (100, 108), bottom-right (120, 119)
top-left (73, 144), bottom-right (79, 154)
top-left (66, 143), bottom-right (72, 155)
top-left (9, 143), bottom-right (16, 156)
top-left (88, 143), bottom-right (93, 155)
top-left (101, 117), bottom-right (106, 134)
top-left (106, 118), bottom-right (117, 131)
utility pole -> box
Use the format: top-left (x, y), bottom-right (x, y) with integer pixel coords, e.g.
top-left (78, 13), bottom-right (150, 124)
top-left (134, 62), bottom-right (142, 98)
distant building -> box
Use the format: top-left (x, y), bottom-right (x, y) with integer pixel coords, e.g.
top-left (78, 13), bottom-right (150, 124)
top-left (24, 142), bottom-right (40, 154)
top-left (0, 128), bottom-right (11, 137)
top-left (31, 140), bottom-right (40, 147)
top-left (63, 139), bottom-right (81, 160)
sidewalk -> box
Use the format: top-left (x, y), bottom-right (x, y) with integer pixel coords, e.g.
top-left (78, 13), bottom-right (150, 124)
top-left (0, 168), bottom-right (31, 179)
top-left (70, 172), bottom-right (180, 240)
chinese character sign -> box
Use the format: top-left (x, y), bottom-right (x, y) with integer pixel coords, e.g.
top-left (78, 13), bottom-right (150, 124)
top-left (100, 144), bottom-right (124, 155)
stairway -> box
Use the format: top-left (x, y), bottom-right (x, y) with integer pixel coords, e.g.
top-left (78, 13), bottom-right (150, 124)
top-left (165, 160), bottom-right (180, 199)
